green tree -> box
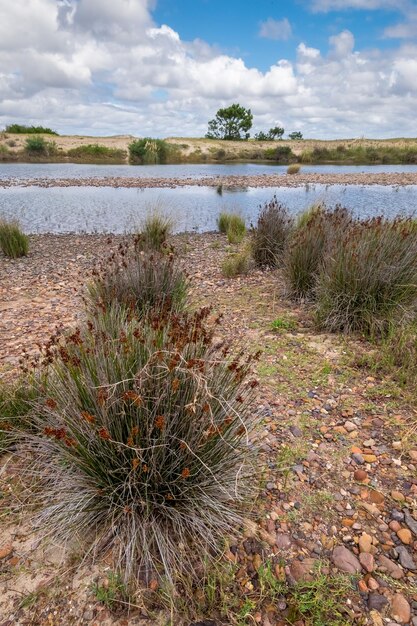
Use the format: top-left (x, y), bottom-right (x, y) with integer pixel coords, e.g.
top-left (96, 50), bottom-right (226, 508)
top-left (206, 104), bottom-right (253, 140)
top-left (288, 131), bottom-right (303, 140)
top-left (254, 127), bottom-right (284, 141)
top-left (268, 126), bottom-right (285, 140)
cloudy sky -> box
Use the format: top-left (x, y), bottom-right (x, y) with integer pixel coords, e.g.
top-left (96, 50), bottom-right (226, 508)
top-left (1, 0), bottom-right (416, 138)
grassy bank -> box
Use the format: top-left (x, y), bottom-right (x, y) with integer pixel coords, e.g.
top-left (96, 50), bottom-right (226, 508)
top-left (1, 132), bottom-right (417, 165)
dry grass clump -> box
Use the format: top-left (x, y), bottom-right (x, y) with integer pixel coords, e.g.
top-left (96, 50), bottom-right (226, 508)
top-left (251, 196), bottom-right (293, 268)
top-left (22, 305), bottom-right (260, 584)
top-left (0, 219), bottom-right (29, 258)
top-left (221, 246), bottom-right (253, 277)
top-left (315, 217), bottom-right (417, 335)
top-left (136, 214), bottom-right (173, 252)
top-left (217, 213), bottom-right (246, 244)
top-left (284, 205), bottom-right (353, 300)
top-left (287, 164), bottom-right (301, 174)
top-left (86, 240), bottom-right (188, 318)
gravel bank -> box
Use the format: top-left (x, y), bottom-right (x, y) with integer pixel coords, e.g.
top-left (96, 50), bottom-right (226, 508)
top-left (1, 172), bottom-right (417, 189)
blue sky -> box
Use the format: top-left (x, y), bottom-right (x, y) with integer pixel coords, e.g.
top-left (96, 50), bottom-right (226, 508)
top-left (0, 0), bottom-right (416, 138)
top-left (153, 0), bottom-right (407, 68)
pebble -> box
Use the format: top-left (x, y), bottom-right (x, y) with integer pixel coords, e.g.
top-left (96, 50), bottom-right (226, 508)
top-left (0, 544), bottom-right (13, 560)
top-left (391, 491), bottom-right (405, 503)
top-left (289, 558), bottom-right (318, 583)
top-left (390, 594), bottom-right (411, 624)
top-left (377, 555), bottom-right (404, 579)
top-left (354, 469), bottom-right (368, 482)
top-left (332, 546), bottom-right (361, 574)
top-left (396, 528), bottom-right (412, 544)
top-left (359, 532), bottom-right (373, 553)
top-left (359, 552), bottom-right (374, 572)
top-left (395, 545), bottom-right (416, 570)
top-left (368, 593), bottom-right (389, 612)
top-left (345, 421), bottom-right (357, 432)
top-left (403, 509), bottom-right (417, 535)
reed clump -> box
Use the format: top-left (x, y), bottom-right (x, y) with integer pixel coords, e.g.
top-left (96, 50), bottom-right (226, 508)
top-left (251, 196), bottom-right (292, 268)
top-left (0, 219), bottom-right (29, 258)
top-left (22, 305), bottom-right (260, 584)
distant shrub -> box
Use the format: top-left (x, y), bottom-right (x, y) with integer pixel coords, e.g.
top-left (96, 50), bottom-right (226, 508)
top-left (6, 124), bottom-right (58, 135)
top-left (222, 247), bottom-right (252, 277)
top-left (24, 135), bottom-right (57, 156)
top-left (66, 144), bottom-right (127, 162)
top-left (287, 164), bottom-right (301, 174)
top-left (315, 217), bottom-right (417, 335)
top-left (0, 144), bottom-right (10, 160)
top-left (86, 245), bottom-right (188, 317)
top-left (251, 196), bottom-right (293, 268)
top-left (226, 215), bottom-right (246, 244)
top-left (129, 138), bottom-right (171, 164)
top-left (0, 219), bottom-right (29, 258)
top-left (264, 145), bottom-right (295, 163)
top-left (23, 306), bottom-right (260, 583)
top-left (284, 205), bottom-right (353, 300)
top-left (136, 213), bottom-right (173, 252)
top-left (216, 148), bottom-right (226, 160)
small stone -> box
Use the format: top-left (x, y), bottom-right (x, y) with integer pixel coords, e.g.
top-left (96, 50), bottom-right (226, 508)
top-left (352, 452), bottom-right (365, 465)
top-left (354, 469), bottom-right (368, 482)
top-left (344, 420), bottom-right (357, 432)
top-left (391, 491), bottom-right (405, 503)
top-left (378, 555), bottom-right (404, 579)
top-left (332, 546), bottom-right (361, 574)
top-left (368, 577), bottom-right (379, 590)
top-left (395, 545), bottom-right (416, 570)
top-left (409, 450), bottom-right (417, 462)
top-left (391, 593), bottom-right (411, 624)
top-left (403, 509), bottom-right (417, 535)
top-left (359, 532), bottom-right (373, 553)
top-left (397, 528), bottom-right (412, 544)
top-left (368, 593), bottom-right (389, 612)
top-left (359, 552), bottom-right (374, 572)
top-left (289, 425), bottom-right (303, 438)
top-left (389, 521), bottom-right (401, 532)
top-left (289, 558), bottom-right (318, 582)
top-left (363, 454), bottom-right (377, 463)
top-left (0, 544), bottom-right (13, 560)
top-left (253, 554), bottom-right (262, 570)
top-left (370, 491), bottom-right (384, 505)
top-left (275, 533), bottom-right (292, 549)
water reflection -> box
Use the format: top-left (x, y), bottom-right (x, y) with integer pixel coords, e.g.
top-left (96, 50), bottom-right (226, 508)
top-left (0, 183), bottom-right (416, 234)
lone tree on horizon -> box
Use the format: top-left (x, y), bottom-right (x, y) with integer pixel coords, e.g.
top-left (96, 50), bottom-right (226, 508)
top-left (206, 103), bottom-right (253, 140)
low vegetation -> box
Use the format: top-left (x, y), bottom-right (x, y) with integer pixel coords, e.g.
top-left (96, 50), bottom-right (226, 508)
top-left (221, 246), bottom-right (252, 277)
top-left (5, 123), bottom-right (58, 135)
top-left (287, 163), bottom-right (301, 174)
top-left (66, 144), bottom-right (127, 162)
top-left (136, 213), bottom-right (173, 251)
top-left (86, 244), bottom-right (188, 317)
top-left (128, 138), bottom-right (176, 164)
top-left (22, 304), bottom-right (260, 585)
top-left (217, 212), bottom-right (246, 244)
top-left (251, 196), bottom-right (292, 268)
top-left (0, 219), bottom-right (29, 258)
top-left (24, 135), bottom-right (58, 157)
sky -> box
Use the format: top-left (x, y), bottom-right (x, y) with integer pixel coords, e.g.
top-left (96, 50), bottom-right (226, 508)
top-left (0, 0), bottom-right (417, 138)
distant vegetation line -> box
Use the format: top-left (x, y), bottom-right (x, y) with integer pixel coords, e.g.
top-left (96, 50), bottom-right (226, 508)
top-left (1, 130), bottom-right (417, 165)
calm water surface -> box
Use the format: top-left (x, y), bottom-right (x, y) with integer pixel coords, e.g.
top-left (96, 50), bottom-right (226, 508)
top-left (0, 184), bottom-right (416, 234)
top-left (2, 162), bottom-right (417, 180)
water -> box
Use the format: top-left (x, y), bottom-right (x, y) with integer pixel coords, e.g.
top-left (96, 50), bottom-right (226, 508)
top-left (0, 184), bottom-right (416, 234)
top-left (1, 162), bottom-right (417, 180)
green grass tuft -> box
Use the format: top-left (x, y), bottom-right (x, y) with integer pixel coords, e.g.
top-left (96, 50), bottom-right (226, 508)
top-left (0, 219), bottom-right (29, 258)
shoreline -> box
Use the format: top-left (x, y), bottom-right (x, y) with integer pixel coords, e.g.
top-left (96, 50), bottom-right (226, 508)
top-left (2, 172), bottom-right (417, 189)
